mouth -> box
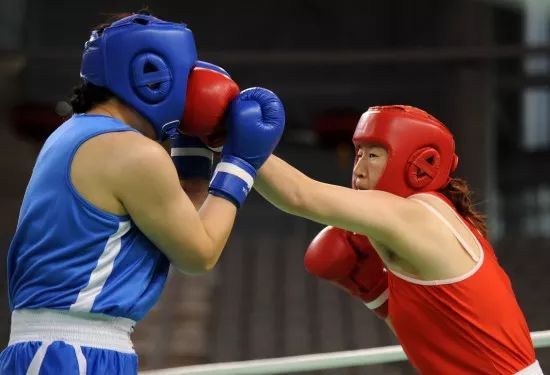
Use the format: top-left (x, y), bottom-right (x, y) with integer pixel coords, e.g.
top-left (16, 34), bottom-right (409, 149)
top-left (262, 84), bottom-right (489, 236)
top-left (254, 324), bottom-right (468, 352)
top-left (354, 178), bottom-right (368, 190)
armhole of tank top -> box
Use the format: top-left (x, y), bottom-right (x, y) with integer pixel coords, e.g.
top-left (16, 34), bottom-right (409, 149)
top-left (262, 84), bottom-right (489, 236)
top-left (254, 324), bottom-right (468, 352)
top-left (65, 128), bottom-right (135, 222)
top-left (389, 193), bottom-right (485, 286)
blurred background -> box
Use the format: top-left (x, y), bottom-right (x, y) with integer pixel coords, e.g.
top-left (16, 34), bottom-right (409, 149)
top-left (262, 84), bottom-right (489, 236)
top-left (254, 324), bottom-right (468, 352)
top-left (1, 0), bottom-right (549, 373)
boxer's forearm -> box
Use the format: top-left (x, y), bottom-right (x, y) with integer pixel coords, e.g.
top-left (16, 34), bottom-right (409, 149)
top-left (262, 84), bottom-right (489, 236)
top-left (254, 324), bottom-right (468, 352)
top-left (180, 179), bottom-right (209, 210)
top-left (255, 154), bottom-right (312, 215)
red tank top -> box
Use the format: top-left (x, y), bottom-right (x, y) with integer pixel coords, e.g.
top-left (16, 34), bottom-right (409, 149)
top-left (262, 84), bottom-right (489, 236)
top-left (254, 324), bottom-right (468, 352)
top-left (388, 193), bottom-right (535, 375)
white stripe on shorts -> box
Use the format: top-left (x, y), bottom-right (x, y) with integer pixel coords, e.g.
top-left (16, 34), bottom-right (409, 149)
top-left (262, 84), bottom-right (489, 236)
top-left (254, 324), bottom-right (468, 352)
top-left (25, 340), bottom-right (52, 375)
top-left (74, 344), bottom-right (87, 375)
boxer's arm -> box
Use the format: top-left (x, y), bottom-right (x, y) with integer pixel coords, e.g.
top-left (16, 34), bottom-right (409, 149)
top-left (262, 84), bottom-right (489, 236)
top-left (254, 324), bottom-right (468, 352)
top-left (170, 135), bottom-right (213, 210)
top-left (305, 226), bottom-right (389, 320)
top-left (255, 155), bottom-right (415, 241)
top-left (161, 138), bottom-right (209, 210)
top-left (113, 87), bottom-right (285, 274)
top-left (114, 134), bottom-right (236, 274)
top-left (180, 180), bottom-right (209, 210)
top-left (255, 155), bottom-right (444, 263)
top-left (172, 62), bottom-right (238, 209)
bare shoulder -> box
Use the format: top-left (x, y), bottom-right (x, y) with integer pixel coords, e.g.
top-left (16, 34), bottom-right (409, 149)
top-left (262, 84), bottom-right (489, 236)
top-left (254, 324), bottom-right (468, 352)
top-left (408, 192), bottom-right (482, 257)
top-left (368, 192), bottom-right (455, 271)
top-left (388, 192), bottom-right (482, 279)
top-left (112, 132), bottom-right (171, 170)
top-left (406, 193), bottom-right (464, 227)
top-left (95, 131), bottom-right (167, 164)
top-left (71, 131), bottom-right (173, 215)
top-left (87, 131), bottom-right (173, 176)
top-left (74, 130), bottom-right (163, 161)
top-left (73, 131), bottom-right (176, 198)
top-left (403, 193), bottom-right (457, 238)
top-left (100, 132), bottom-right (176, 187)
top-left (407, 192), bottom-right (446, 208)
top-left (357, 190), bottom-right (438, 240)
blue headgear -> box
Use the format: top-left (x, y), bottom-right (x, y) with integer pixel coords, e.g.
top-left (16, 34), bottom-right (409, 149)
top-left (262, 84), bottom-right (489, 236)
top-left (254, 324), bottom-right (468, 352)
top-left (80, 14), bottom-right (197, 140)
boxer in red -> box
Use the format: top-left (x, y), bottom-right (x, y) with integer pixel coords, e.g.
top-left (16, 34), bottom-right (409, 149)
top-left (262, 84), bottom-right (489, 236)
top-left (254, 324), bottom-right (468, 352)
top-left (255, 105), bottom-right (541, 374)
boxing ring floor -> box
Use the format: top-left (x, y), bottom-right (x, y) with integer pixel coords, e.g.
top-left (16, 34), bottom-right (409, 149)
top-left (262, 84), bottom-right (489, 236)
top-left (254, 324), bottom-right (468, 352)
top-left (141, 330), bottom-right (550, 374)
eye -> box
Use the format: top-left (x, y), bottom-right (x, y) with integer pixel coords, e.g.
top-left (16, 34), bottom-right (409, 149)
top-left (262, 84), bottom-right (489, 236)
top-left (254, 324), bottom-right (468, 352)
top-left (368, 153), bottom-right (378, 158)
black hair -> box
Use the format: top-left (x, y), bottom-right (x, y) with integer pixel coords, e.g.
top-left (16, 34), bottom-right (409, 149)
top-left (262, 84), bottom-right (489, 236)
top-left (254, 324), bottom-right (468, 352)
top-left (69, 82), bottom-right (114, 114)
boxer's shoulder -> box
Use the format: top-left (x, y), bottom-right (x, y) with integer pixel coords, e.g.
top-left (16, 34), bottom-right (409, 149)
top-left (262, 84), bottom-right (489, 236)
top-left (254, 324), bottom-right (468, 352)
top-left (71, 130), bottom-right (168, 215)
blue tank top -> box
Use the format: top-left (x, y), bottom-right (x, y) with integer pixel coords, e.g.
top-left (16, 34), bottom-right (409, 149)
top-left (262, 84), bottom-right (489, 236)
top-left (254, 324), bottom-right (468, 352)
top-left (8, 114), bottom-right (170, 321)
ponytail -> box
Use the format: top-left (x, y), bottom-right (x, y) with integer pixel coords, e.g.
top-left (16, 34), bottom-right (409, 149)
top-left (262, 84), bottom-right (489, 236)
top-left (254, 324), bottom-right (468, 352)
top-left (439, 178), bottom-right (488, 237)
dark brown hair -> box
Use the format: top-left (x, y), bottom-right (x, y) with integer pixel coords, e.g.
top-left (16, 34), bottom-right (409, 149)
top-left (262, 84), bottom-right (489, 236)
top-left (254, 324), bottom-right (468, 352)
top-left (439, 178), bottom-right (487, 237)
top-left (69, 9), bottom-right (152, 113)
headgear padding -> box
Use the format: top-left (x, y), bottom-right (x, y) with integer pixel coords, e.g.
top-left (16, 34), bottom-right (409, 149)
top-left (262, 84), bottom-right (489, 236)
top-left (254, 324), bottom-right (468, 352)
top-left (352, 105), bottom-right (458, 197)
top-left (80, 14), bottom-right (197, 140)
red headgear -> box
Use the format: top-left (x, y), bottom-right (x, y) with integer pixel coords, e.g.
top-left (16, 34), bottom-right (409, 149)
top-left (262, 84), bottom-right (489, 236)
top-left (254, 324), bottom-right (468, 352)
top-left (352, 105), bottom-right (458, 197)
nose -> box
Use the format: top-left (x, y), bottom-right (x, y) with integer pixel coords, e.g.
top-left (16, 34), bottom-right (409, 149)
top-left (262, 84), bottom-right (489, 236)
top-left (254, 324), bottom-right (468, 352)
top-left (353, 157), bottom-right (366, 179)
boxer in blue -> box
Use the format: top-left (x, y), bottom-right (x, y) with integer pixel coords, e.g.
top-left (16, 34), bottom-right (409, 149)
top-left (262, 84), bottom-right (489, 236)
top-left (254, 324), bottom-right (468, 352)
top-left (0, 11), bottom-right (285, 374)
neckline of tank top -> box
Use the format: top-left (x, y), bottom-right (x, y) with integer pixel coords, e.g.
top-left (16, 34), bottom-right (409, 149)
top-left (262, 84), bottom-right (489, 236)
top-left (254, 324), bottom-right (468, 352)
top-left (388, 194), bottom-right (485, 286)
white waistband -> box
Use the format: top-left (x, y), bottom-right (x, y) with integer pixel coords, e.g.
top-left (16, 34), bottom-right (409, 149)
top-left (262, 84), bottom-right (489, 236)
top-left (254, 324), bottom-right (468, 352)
top-left (516, 360), bottom-right (544, 375)
top-left (9, 309), bottom-right (136, 353)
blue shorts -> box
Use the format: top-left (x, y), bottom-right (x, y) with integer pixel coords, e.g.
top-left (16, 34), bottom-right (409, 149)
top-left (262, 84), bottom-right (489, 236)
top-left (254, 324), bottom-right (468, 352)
top-left (0, 340), bottom-right (138, 375)
top-left (3, 309), bottom-right (138, 375)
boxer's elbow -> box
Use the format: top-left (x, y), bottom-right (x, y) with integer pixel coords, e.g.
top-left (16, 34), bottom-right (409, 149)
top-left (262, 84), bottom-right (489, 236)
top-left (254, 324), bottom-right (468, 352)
top-left (172, 255), bottom-right (216, 275)
top-left (169, 239), bottom-right (220, 275)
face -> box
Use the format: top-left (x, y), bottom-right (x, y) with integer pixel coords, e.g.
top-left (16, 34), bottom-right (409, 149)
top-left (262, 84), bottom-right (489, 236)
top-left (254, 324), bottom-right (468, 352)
top-left (353, 144), bottom-right (388, 190)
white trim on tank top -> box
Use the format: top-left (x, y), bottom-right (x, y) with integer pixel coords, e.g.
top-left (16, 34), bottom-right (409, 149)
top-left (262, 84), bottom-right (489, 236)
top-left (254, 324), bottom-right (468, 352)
top-left (388, 193), bottom-right (485, 286)
top-left (70, 221), bottom-right (132, 312)
top-left (515, 360), bottom-right (544, 375)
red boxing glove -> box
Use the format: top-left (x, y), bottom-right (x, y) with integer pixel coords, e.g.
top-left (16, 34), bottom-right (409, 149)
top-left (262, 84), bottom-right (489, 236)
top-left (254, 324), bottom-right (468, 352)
top-left (304, 226), bottom-right (389, 319)
top-left (181, 65), bottom-right (240, 148)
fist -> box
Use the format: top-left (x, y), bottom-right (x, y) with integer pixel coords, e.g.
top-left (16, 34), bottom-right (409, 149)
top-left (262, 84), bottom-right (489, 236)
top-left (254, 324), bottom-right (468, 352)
top-left (181, 64), bottom-right (240, 147)
top-left (208, 87), bottom-right (285, 208)
top-left (224, 87), bottom-right (285, 169)
top-left (305, 226), bottom-right (389, 319)
top-left (304, 226), bottom-right (357, 279)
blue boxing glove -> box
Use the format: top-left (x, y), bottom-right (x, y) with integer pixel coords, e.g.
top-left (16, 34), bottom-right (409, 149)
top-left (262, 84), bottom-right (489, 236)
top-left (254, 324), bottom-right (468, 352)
top-left (170, 132), bottom-right (214, 180)
top-left (209, 87), bottom-right (285, 207)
